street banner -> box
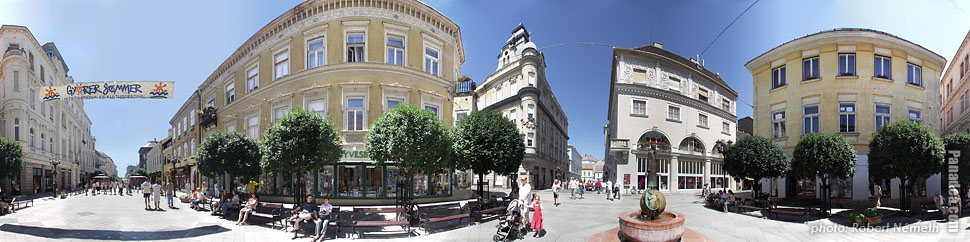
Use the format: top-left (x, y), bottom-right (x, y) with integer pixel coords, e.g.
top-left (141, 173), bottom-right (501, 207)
top-left (41, 81), bottom-right (174, 101)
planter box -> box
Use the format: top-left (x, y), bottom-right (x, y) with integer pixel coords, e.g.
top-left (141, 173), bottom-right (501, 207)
top-left (866, 216), bottom-right (881, 226)
top-left (180, 197), bottom-right (192, 203)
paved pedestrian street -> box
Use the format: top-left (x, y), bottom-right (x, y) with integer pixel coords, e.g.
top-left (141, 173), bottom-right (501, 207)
top-left (4, 190), bottom-right (970, 241)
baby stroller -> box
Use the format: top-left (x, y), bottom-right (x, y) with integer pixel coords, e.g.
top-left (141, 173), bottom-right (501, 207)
top-left (493, 199), bottom-right (528, 242)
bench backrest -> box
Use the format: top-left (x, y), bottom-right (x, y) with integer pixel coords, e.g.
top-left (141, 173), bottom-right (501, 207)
top-left (419, 202), bottom-right (462, 211)
top-left (256, 202), bottom-right (283, 213)
top-left (355, 207), bottom-right (405, 214)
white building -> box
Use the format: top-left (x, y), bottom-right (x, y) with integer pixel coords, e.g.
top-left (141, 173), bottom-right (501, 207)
top-left (0, 25), bottom-right (98, 194)
top-left (566, 144), bottom-right (582, 180)
top-left (456, 24), bottom-right (569, 190)
top-left (605, 42), bottom-right (739, 193)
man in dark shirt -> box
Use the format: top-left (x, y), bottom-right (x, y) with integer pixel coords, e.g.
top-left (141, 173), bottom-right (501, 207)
top-left (292, 195), bottom-right (317, 238)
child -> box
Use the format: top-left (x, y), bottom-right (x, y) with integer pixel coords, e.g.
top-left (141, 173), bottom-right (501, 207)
top-left (531, 194), bottom-right (543, 237)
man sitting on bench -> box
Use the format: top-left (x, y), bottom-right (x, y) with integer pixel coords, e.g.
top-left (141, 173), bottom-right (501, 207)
top-left (311, 196), bottom-right (333, 242)
top-left (292, 195), bottom-right (318, 239)
top-left (0, 192), bottom-right (13, 214)
top-left (935, 191), bottom-right (949, 217)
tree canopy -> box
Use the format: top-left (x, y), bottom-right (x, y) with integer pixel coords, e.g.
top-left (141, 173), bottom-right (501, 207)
top-left (869, 121), bottom-right (944, 181)
top-left (792, 133), bottom-right (857, 180)
top-left (261, 108), bottom-right (342, 202)
top-left (197, 131), bottom-right (262, 180)
top-left (944, 132), bottom-right (970, 184)
top-left (0, 137), bottom-right (23, 179)
top-left (366, 104), bottom-right (453, 175)
top-left (724, 135), bottom-right (788, 196)
top-left (452, 110), bottom-right (524, 198)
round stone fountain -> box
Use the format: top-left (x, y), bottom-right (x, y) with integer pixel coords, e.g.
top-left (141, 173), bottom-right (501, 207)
top-left (617, 190), bottom-right (685, 242)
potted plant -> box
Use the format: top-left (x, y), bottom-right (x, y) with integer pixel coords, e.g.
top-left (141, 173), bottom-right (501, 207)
top-left (848, 211), bottom-right (866, 226)
top-left (179, 194), bottom-right (192, 203)
top-left (59, 192), bottom-right (67, 199)
top-left (864, 207), bottom-right (882, 225)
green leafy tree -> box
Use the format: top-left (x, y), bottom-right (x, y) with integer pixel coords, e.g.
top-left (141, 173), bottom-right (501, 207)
top-left (869, 120), bottom-right (944, 212)
top-left (452, 110), bottom-right (524, 199)
top-left (260, 108), bottom-right (342, 203)
top-left (129, 168), bottom-right (148, 177)
top-left (724, 135), bottom-right (789, 198)
top-left (366, 104), bottom-right (452, 208)
top-left (792, 133), bottom-right (857, 213)
top-left (197, 131), bottom-right (262, 189)
top-left (944, 132), bottom-right (970, 189)
top-left (0, 137), bottom-right (24, 181)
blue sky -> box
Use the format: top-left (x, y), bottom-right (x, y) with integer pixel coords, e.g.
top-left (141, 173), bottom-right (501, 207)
top-left (1, 0), bottom-right (968, 176)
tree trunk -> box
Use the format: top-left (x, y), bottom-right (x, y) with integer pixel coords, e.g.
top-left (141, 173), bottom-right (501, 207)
top-left (477, 173), bottom-right (485, 199)
top-left (900, 178), bottom-right (908, 213)
top-left (821, 177), bottom-right (830, 215)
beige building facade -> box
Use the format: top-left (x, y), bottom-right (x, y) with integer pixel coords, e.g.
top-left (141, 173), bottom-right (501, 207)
top-left (746, 29), bottom-right (946, 200)
top-left (941, 30), bottom-right (970, 135)
top-left (1, 25), bottom-right (98, 195)
top-left (170, 0), bottom-right (470, 205)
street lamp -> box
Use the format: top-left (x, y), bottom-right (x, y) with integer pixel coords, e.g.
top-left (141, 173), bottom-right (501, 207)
top-left (50, 157), bottom-right (61, 197)
top-left (714, 140), bottom-right (733, 193)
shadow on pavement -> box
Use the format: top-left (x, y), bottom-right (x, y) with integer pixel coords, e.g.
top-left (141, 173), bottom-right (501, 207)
top-left (0, 224), bottom-right (230, 240)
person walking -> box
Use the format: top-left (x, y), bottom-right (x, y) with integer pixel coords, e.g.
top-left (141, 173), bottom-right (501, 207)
top-left (874, 183), bottom-right (883, 207)
top-left (166, 182), bottom-right (175, 208)
top-left (578, 181), bottom-right (585, 199)
top-left (551, 180), bottom-right (560, 206)
top-left (613, 181), bottom-right (621, 200)
top-left (605, 180), bottom-right (613, 201)
top-left (530, 194), bottom-right (544, 238)
top-left (596, 180), bottom-right (602, 194)
top-left (152, 182), bottom-right (163, 210)
top-left (518, 176), bottom-right (533, 228)
top-left (141, 180), bottom-right (151, 210)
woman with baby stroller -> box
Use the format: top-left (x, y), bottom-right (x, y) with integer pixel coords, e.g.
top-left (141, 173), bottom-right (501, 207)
top-left (493, 176), bottom-right (534, 241)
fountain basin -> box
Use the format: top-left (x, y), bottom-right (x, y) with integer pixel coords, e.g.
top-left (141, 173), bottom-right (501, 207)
top-left (618, 210), bottom-right (685, 242)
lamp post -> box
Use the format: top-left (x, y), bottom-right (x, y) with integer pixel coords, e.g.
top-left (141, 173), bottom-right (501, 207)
top-left (714, 140), bottom-right (733, 193)
top-left (50, 157), bottom-right (61, 197)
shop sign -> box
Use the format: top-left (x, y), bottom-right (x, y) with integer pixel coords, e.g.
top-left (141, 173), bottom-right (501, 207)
top-left (41, 81), bottom-right (174, 101)
top-left (342, 149), bottom-right (371, 162)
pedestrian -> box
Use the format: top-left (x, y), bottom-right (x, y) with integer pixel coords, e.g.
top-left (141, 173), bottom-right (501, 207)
top-left (613, 182), bottom-right (620, 200)
top-left (518, 176), bottom-right (533, 228)
top-left (166, 182), bottom-right (175, 207)
top-left (551, 180), bottom-right (560, 206)
top-left (153, 182), bottom-right (163, 210)
top-left (578, 181), bottom-right (585, 199)
top-left (873, 183), bottom-right (882, 207)
top-left (702, 183), bottom-right (710, 198)
top-left (248, 180), bottom-right (259, 194)
top-left (119, 182), bottom-right (124, 196)
top-left (605, 180), bottom-right (613, 201)
top-left (33, 183), bottom-right (38, 194)
top-left (214, 181), bottom-right (221, 198)
top-left (530, 194), bottom-right (543, 238)
top-left (291, 195), bottom-right (318, 239)
top-left (596, 180), bottom-right (602, 194)
top-left (141, 180), bottom-right (151, 210)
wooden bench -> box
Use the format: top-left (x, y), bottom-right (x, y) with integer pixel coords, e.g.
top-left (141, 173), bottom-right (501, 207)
top-left (768, 208), bottom-right (808, 219)
top-left (250, 202), bottom-right (287, 229)
top-left (351, 207), bottom-right (411, 239)
top-left (12, 196), bottom-right (31, 210)
top-left (286, 206), bottom-right (341, 239)
top-left (919, 201), bottom-right (940, 220)
top-left (418, 202), bottom-right (470, 234)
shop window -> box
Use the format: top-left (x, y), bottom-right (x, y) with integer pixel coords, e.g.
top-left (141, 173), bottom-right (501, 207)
top-left (365, 166), bottom-right (382, 198)
top-left (430, 170), bottom-right (451, 196)
top-left (318, 167), bottom-right (333, 196)
top-left (338, 166), bottom-right (362, 197)
top-left (413, 172), bottom-right (428, 197)
top-left (385, 166), bottom-right (402, 198)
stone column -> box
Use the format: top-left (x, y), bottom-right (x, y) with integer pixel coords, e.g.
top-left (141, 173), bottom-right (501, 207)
top-left (670, 155), bottom-right (679, 192)
top-left (703, 158), bottom-right (711, 189)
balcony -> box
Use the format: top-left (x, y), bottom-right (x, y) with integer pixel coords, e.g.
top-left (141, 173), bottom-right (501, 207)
top-left (636, 142), bottom-right (672, 153)
top-left (4, 47), bottom-right (25, 59)
top-left (198, 106), bottom-right (217, 127)
top-left (610, 139), bottom-right (630, 153)
top-left (456, 79), bottom-right (476, 93)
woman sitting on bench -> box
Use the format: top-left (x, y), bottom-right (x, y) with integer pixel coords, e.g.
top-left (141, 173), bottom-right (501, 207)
top-left (311, 196), bottom-right (333, 242)
top-left (236, 194), bottom-right (258, 225)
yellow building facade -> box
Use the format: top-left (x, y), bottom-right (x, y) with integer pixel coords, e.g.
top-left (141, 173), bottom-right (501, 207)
top-left (169, 0), bottom-right (471, 205)
top-left (746, 29), bottom-right (946, 200)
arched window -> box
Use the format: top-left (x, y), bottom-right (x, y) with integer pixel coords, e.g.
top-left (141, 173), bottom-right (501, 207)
top-left (13, 119), bottom-right (19, 141)
top-left (637, 131), bottom-right (670, 151)
top-left (679, 137), bottom-right (705, 154)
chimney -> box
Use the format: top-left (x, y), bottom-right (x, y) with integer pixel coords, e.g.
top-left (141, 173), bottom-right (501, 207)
top-left (652, 42), bottom-right (663, 49)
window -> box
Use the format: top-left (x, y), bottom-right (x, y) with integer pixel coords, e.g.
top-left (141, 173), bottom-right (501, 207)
top-left (875, 104), bottom-right (891, 130)
top-left (839, 103), bottom-right (856, 133)
top-left (29, 89), bottom-right (35, 109)
top-left (13, 119), bottom-right (19, 141)
top-left (347, 98), bottom-right (365, 131)
top-left (207, 95), bottom-right (215, 107)
top-left (347, 32), bottom-right (365, 62)
top-left (772, 111), bottom-right (786, 138)
top-left (909, 109), bottom-right (922, 124)
top-left (274, 50), bottom-right (289, 80)
top-left (633, 69), bottom-right (647, 84)
top-left (772, 66), bottom-right (786, 89)
top-left (632, 99), bottom-right (647, 116)
top-left (225, 82), bottom-right (235, 105)
top-left (273, 107), bottom-right (288, 123)
top-left (838, 53), bottom-right (856, 76)
top-left (29, 129), bottom-right (34, 148)
top-left (527, 133), bottom-right (534, 147)
top-left (189, 110), bottom-right (196, 126)
top-left (496, 86), bottom-right (503, 100)
top-left (528, 72), bottom-right (536, 87)
top-left (697, 114), bottom-right (708, 128)
top-left (386, 99), bottom-right (401, 109)
top-left (698, 88), bottom-right (709, 102)
top-left (637, 157), bottom-right (647, 173)
top-left (307, 37), bottom-right (326, 68)
top-left (509, 109), bottom-right (516, 125)
top-left (963, 90), bottom-right (969, 113)
top-left (527, 104), bottom-right (535, 119)
top-left (721, 99), bottom-right (730, 111)
top-left (722, 122), bottom-right (730, 134)
top-left (307, 99), bottom-right (326, 118)
top-left (226, 122), bottom-right (236, 133)
top-left (425, 105), bottom-right (439, 117)
top-left (246, 65), bottom-right (258, 93)
top-left (667, 106), bottom-right (680, 121)
top-left (246, 116), bottom-right (260, 139)
top-left (874, 55), bottom-right (891, 79)
top-left (387, 35), bottom-right (405, 66)
top-left (803, 105), bottom-right (820, 134)
top-left (802, 56), bottom-right (820, 80)
top-left (424, 46), bottom-right (440, 76)
top-left (907, 63), bottom-right (922, 87)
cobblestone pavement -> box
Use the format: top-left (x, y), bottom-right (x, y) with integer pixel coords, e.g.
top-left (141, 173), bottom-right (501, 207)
top-left (2, 189), bottom-right (970, 241)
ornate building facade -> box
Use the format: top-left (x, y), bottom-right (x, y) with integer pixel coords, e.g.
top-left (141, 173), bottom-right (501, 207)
top-left (606, 43), bottom-right (739, 194)
top-left (941, 30), bottom-right (970, 135)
